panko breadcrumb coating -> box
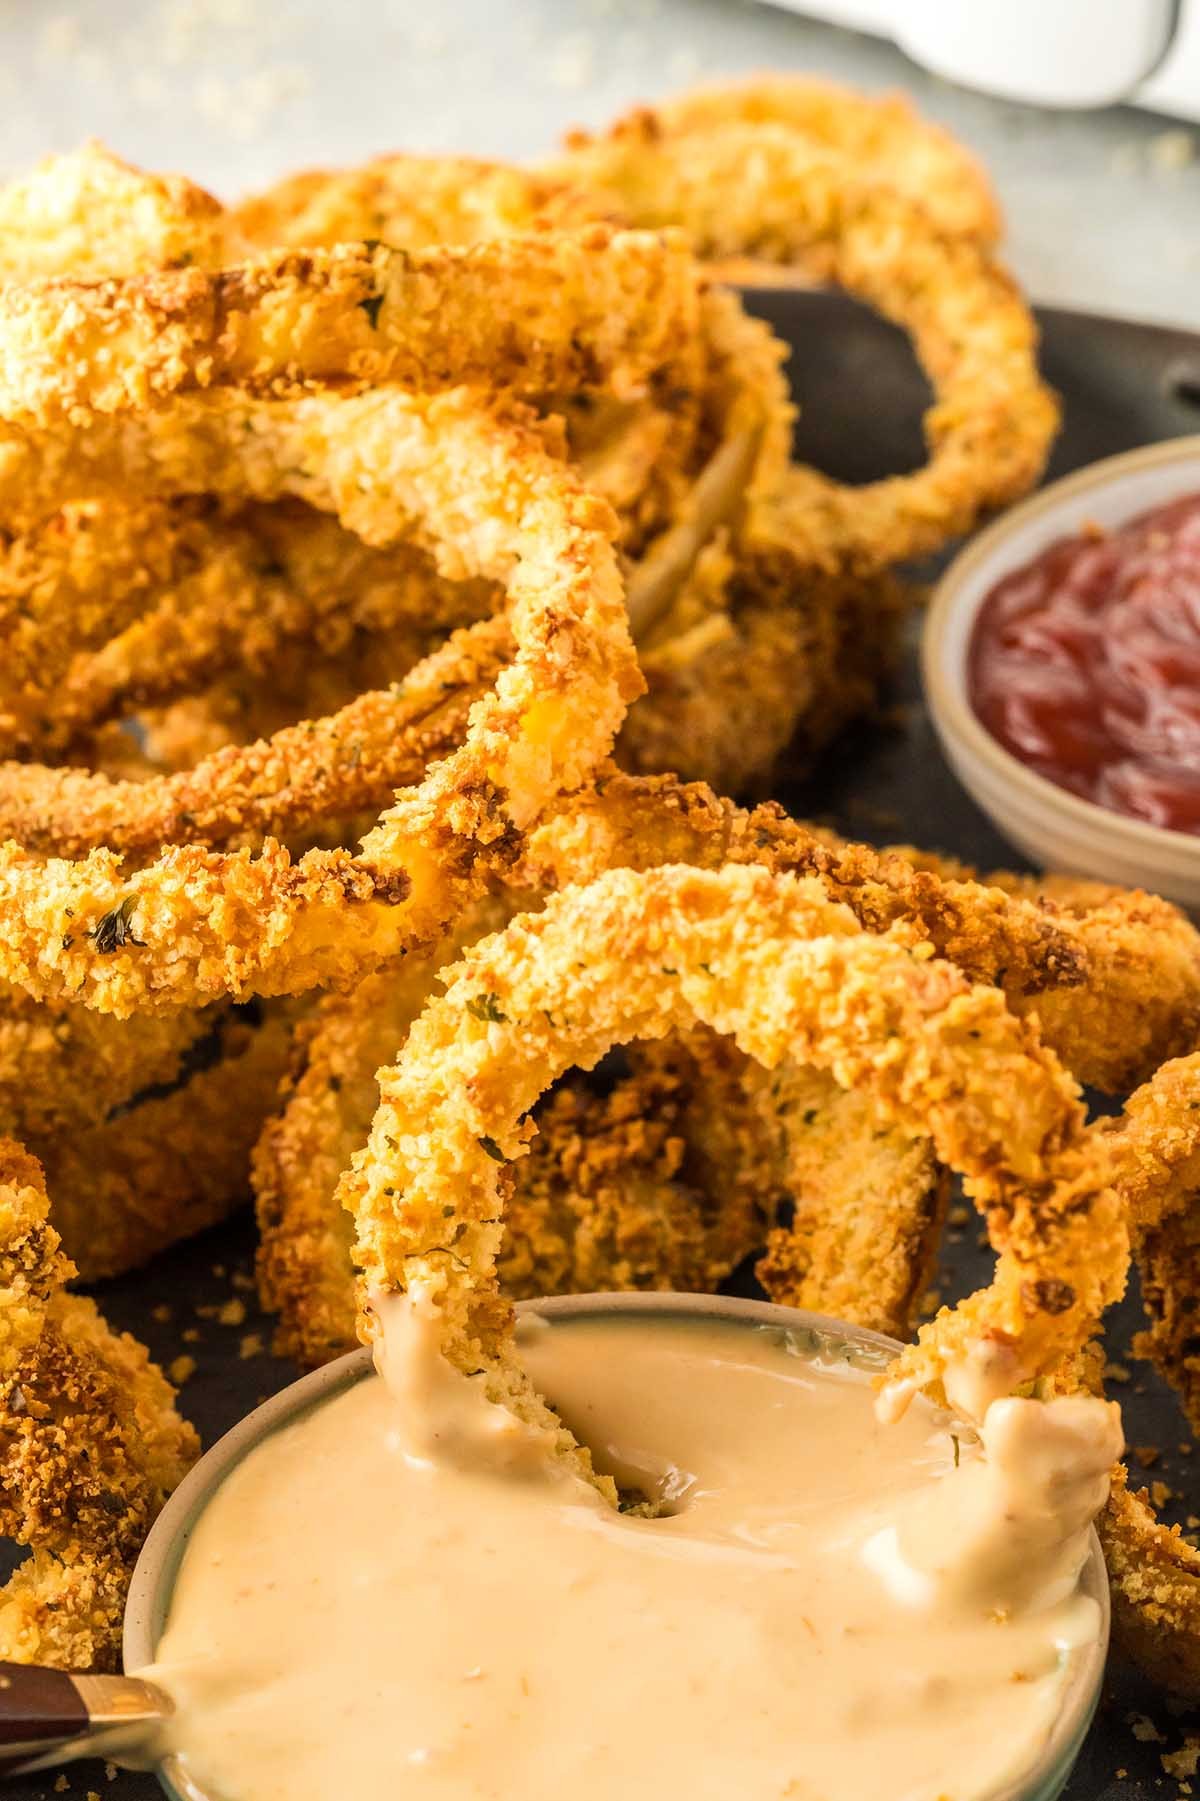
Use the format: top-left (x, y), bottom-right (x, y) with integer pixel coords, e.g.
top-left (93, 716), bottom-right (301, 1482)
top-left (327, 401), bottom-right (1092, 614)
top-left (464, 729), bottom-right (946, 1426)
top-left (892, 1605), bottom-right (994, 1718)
top-left (338, 865), bottom-right (1125, 1451)
top-left (231, 152), bottom-right (615, 255)
top-left (38, 1010), bottom-right (294, 1283)
top-left (524, 773), bottom-right (1200, 1092)
top-left (555, 76), bottom-right (1002, 246)
top-left (0, 142), bottom-right (224, 280)
top-left (0, 228), bottom-right (700, 421)
top-left (0, 388), bottom-right (639, 1014)
top-left (754, 1065), bottom-right (947, 1339)
top-left (0, 1139), bottom-right (196, 1669)
top-left (549, 122), bottom-right (1056, 574)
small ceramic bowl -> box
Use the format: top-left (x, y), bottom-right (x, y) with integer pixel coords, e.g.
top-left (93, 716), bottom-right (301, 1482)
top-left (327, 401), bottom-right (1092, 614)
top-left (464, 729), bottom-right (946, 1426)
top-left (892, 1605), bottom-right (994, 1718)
top-left (923, 435), bottom-right (1200, 906)
top-left (124, 1292), bottom-right (1110, 1801)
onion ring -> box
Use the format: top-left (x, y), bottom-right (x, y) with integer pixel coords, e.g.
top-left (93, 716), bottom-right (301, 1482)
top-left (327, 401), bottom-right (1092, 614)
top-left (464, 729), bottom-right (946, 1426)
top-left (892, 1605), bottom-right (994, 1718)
top-left (231, 152), bottom-right (613, 254)
top-left (0, 982), bottom-right (209, 1138)
top-left (0, 1138), bottom-right (196, 1668)
top-left (1079, 1052), bottom-right (1200, 1698)
top-left (0, 388), bottom-right (639, 1015)
top-left (521, 772), bottom-right (1200, 1092)
top-left (0, 228), bottom-right (699, 421)
top-left (557, 77), bottom-right (1002, 245)
top-left (254, 929), bottom-right (770, 1371)
top-left (0, 142), bottom-right (224, 281)
top-left (754, 1064), bottom-right (947, 1338)
top-left (0, 502), bottom-right (493, 761)
top-left (550, 123), bottom-right (1058, 573)
top-left (1100, 1467), bottom-right (1200, 1700)
top-left (36, 1009), bottom-right (293, 1283)
top-left (0, 286), bottom-right (787, 856)
top-left (337, 864), bottom-right (1123, 1451)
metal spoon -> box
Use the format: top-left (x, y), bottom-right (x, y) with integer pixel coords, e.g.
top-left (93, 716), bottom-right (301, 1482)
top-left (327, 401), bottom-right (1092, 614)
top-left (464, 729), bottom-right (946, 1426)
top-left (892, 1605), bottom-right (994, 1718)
top-left (0, 1661), bottom-right (171, 1777)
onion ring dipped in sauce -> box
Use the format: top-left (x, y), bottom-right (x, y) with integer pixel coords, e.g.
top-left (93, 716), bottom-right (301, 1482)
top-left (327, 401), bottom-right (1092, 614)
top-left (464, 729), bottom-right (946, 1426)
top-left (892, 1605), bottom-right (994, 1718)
top-left (336, 861), bottom-right (1126, 1418)
top-left (969, 490), bottom-right (1200, 834)
top-left (139, 863), bottom-right (1123, 1801)
top-left (145, 1309), bottom-right (1112, 1801)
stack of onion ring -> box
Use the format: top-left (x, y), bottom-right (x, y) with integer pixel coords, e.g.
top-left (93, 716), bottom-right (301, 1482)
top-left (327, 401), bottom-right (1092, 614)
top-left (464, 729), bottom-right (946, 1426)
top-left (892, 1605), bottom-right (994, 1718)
top-left (0, 84), bottom-right (1194, 1710)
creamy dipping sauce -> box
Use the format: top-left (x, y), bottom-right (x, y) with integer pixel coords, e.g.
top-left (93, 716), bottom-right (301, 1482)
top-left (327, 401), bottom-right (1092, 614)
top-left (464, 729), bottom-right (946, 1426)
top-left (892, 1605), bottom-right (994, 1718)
top-left (140, 1307), bottom-right (1118, 1801)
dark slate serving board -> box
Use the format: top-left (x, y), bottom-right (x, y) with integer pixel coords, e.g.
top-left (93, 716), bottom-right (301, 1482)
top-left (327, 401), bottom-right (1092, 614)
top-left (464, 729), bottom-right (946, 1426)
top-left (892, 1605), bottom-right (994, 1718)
top-left (9, 292), bottom-right (1200, 1801)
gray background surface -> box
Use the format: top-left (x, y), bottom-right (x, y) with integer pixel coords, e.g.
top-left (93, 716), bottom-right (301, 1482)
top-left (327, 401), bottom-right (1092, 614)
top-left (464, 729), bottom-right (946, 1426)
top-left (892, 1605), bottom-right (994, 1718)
top-left (0, 0), bottom-right (1196, 327)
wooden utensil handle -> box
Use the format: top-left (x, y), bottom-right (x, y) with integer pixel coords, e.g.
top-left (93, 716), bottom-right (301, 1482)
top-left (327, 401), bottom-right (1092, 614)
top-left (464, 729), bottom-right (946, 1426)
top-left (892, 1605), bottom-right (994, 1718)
top-left (0, 1662), bottom-right (88, 1773)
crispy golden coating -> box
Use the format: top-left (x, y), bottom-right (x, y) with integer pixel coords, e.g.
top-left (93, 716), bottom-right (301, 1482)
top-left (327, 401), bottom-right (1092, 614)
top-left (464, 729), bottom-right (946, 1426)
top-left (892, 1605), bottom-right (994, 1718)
top-left (35, 1010), bottom-right (294, 1283)
top-left (501, 1031), bottom-right (766, 1300)
top-left (755, 1064), bottom-right (947, 1339)
top-left (0, 390), bottom-right (638, 1014)
top-left (0, 286), bottom-right (793, 848)
top-left (621, 538), bottom-right (912, 793)
top-left (551, 122), bottom-right (1056, 575)
top-left (0, 142), bottom-right (224, 280)
top-left (0, 499), bottom-right (491, 760)
top-left (887, 852), bottom-right (1200, 1095)
top-left (1100, 1466), bottom-right (1200, 1701)
top-left (0, 228), bottom-right (700, 421)
top-left (232, 152), bottom-right (613, 253)
top-left (0, 1139), bottom-right (196, 1669)
top-left (0, 983), bottom-right (207, 1138)
top-left (253, 907), bottom-right (519, 1369)
top-left (558, 76), bottom-right (1001, 245)
top-left (1100, 1052), bottom-right (1200, 1439)
top-left (256, 944), bottom-right (768, 1371)
top-left (524, 773), bottom-right (1200, 1091)
top-left (338, 865), bottom-right (1123, 1458)
top-left (0, 613), bottom-right (502, 857)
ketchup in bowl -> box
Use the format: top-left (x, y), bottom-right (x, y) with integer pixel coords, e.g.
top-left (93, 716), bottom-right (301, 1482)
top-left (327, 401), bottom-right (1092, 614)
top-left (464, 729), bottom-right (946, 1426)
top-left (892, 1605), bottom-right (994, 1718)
top-left (968, 490), bottom-right (1200, 835)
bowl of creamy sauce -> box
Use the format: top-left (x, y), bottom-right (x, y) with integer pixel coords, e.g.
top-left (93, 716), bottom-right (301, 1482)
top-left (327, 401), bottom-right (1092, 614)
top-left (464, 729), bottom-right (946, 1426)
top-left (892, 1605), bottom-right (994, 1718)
top-left (122, 1292), bottom-right (1114, 1801)
top-left (923, 434), bottom-right (1200, 903)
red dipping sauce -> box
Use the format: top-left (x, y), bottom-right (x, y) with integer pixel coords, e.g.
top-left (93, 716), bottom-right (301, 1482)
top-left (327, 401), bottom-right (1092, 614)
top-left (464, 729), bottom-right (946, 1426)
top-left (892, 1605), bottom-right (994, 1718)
top-left (968, 489), bottom-right (1200, 835)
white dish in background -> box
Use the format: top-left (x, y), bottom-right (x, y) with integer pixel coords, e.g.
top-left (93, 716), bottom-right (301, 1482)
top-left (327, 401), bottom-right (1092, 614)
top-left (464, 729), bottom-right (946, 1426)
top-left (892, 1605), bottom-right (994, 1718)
top-left (922, 435), bottom-right (1200, 908)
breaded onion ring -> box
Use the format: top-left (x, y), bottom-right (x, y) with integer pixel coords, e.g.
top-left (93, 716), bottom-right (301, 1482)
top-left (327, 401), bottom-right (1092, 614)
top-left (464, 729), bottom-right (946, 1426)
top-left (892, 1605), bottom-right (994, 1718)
top-left (879, 851), bottom-right (1200, 1096)
top-left (754, 1064), bottom-right (947, 1339)
top-left (1103, 1052), bottom-right (1200, 1438)
top-left (0, 228), bottom-right (699, 421)
top-left (0, 1138), bottom-right (196, 1669)
top-left (559, 76), bottom-right (1002, 245)
top-left (0, 983), bottom-right (208, 1138)
top-left (0, 286), bottom-right (792, 841)
top-left (1100, 1466), bottom-right (1200, 1701)
top-left (0, 389), bottom-right (639, 1014)
top-left (549, 124), bottom-right (1057, 573)
top-left (1079, 1052), bottom-right (1200, 1699)
top-left (36, 1009), bottom-right (294, 1282)
top-left (254, 931), bottom-right (770, 1371)
top-left (0, 499), bottom-right (492, 760)
top-left (337, 864), bottom-right (1124, 1451)
top-left (231, 152), bottom-right (613, 254)
top-left (521, 772), bottom-right (1200, 1092)
top-left (0, 142), bottom-right (224, 281)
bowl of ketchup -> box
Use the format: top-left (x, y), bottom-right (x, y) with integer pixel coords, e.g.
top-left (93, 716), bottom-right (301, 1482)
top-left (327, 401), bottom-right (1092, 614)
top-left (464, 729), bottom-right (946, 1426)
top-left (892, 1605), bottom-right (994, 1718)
top-left (923, 436), bottom-right (1200, 907)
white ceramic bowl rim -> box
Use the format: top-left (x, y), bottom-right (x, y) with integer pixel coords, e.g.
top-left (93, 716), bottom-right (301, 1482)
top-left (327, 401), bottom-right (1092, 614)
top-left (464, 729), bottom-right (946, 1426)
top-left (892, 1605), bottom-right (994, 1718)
top-left (924, 432), bottom-right (1200, 860)
top-left (125, 1291), bottom-right (1110, 1801)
